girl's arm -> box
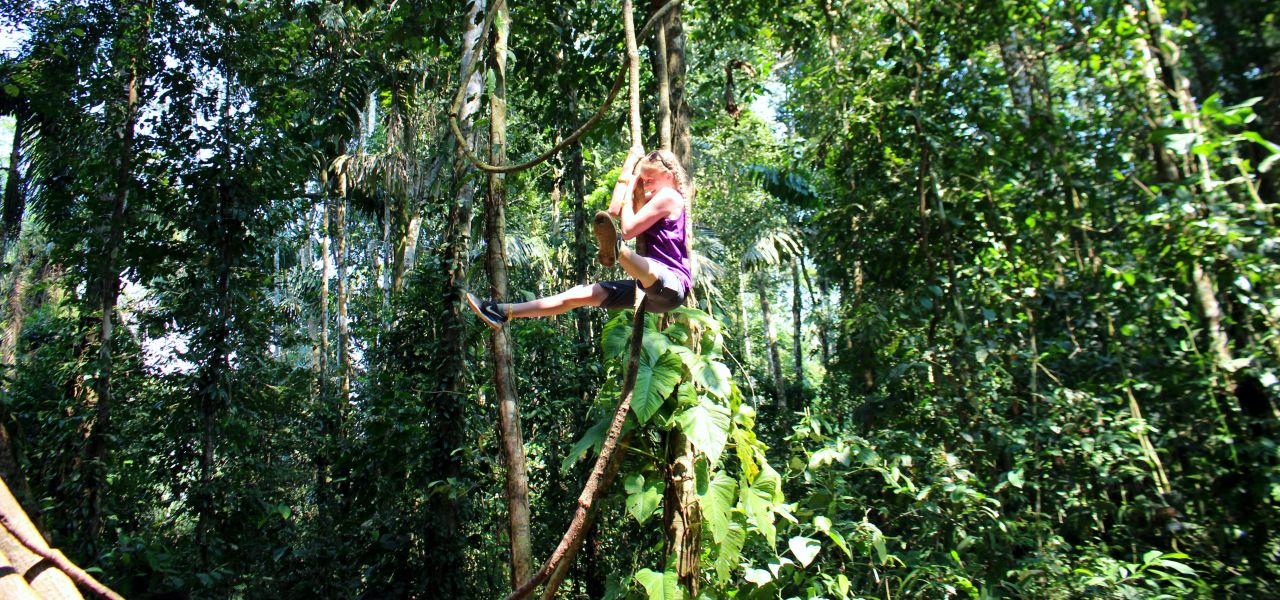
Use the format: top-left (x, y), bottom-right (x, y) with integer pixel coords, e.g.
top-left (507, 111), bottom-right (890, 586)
top-left (609, 148), bottom-right (645, 216)
top-left (619, 189), bottom-right (681, 240)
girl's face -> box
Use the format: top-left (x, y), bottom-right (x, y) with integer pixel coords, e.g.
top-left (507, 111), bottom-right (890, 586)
top-left (637, 165), bottom-right (675, 201)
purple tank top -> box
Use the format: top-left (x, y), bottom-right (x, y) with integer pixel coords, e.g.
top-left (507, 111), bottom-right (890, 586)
top-left (640, 195), bottom-right (692, 293)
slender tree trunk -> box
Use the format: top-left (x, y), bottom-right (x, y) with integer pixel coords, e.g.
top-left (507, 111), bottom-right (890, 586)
top-left (911, 67), bottom-right (932, 271)
top-left (2, 113), bottom-right (24, 254)
top-left (557, 14), bottom-right (594, 389)
top-left (197, 182), bottom-right (235, 562)
top-left (757, 272), bottom-right (786, 410)
top-left (1129, 1), bottom-right (1237, 383)
top-left (485, 0), bottom-right (533, 586)
top-left (790, 254), bottom-right (804, 397)
top-left (998, 28), bottom-right (1034, 124)
top-left (665, 6), bottom-right (692, 169)
top-left (1137, 0), bottom-right (1211, 183)
top-left (739, 271), bottom-right (752, 362)
top-left (817, 278), bottom-right (831, 368)
top-left (1125, 4), bottom-right (1183, 182)
top-left (315, 191), bottom-right (332, 500)
top-left (424, 2), bottom-right (486, 593)
top-left (393, 154), bottom-right (443, 293)
top-left (650, 0), bottom-right (672, 151)
top-left (84, 0), bottom-right (152, 543)
top-left (649, 1), bottom-right (700, 590)
top-left (336, 190), bottom-right (350, 411)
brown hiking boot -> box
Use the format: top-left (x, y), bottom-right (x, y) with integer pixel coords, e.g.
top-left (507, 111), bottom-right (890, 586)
top-left (593, 211), bottom-right (620, 267)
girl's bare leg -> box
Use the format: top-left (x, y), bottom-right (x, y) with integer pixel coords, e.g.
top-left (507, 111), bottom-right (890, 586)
top-left (505, 284), bottom-right (609, 318)
top-left (618, 248), bottom-right (661, 288)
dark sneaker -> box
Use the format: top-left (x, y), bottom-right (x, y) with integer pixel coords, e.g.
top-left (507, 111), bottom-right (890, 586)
top-left (593, 211), bottom-right (620, 267)
top-left (466, 292), bottom-right (508, 330)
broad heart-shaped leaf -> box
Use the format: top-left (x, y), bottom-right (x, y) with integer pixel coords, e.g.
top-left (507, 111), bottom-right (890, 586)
top-left (670, 306), bottom-right (720, 332)
top-left (693, 358), bottom-right (732, 398)
top-left (788, 536), bottom-right (822, 567)
top-left (675, 382), bottom-right (698, 409)
top-left (633, 350), bottom-right (682, 423)
top-left (642, 329), bottom-right (673, 361)
top-left (634, 567), bottom-right (682, 600)
top-left (675, 400), bottom-right (731, 465)
top-left (743, 567), bottom-right (772, 586)
top-left (625, 474), bottom-right (663, 525)
top-left (699, 471), bottom-right (738, 544)
top-left (742, 463), bottom-right (783, 547)
top-left (713, 518), bottom-right (747, 584)
top-left (602, 312), bottom-right (632, 360)
top-left (668, 345), bottom-right (699, 374)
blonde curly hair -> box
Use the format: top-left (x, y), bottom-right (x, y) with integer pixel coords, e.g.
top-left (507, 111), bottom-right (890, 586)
top-left (632, 149), bottom-right (694, 203)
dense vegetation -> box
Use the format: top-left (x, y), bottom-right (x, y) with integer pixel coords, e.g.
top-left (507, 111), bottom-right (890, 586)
top-left (1, 0), bottom-right (1278, 597)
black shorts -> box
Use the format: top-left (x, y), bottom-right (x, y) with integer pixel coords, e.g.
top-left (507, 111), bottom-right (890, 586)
top-left (598, 264), bottom-right (688, 313)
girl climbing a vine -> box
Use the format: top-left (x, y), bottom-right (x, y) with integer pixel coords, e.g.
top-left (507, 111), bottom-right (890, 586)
top-left (467, 148), bottom-right (693, 329)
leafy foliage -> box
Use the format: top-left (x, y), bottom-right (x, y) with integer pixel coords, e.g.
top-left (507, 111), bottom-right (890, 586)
top-left (0, 0), bottom-right (1277, 597)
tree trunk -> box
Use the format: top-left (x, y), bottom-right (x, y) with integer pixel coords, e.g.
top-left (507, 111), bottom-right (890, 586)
top-left (998, 28), bottom-right (1034, 124)
top-left (817, 278), bottom-right (831, 368)
top-left (425, 1), bottom-right (486, 592)
top-left (2, 112), bottom-right (24, 254)
top-left (1137, 0), bottom-right (1210, 182)
top-left (197, 182), bottom-right (235, 563)
top-left (485, 0), bottom-right (533, 587)
top-left (790, 254), bottom-right (804, 396)
top-left (757, 273), bottom-right (786, 410)
top-left (650, 0), bottom-right (673, 151)
top-left (1129, 1), bottom-right (1237, 381)
top-left (662, 431), bottom-right (701, 594)
top-left (393, 154), bottom-right (443, 293)
top-left (664, 7), bottom-right (693, 170)
top-left (739, 271), bottom-right (752, 362)
top-left (652, 1), bottom-right (702, 590)
top-left (557, 12), bottom-right (593, 390)
top-left (335, 191), bottom-right (350, 411)
top-left (315, 190), bottom-right (332, 500)
top-left (84, 0), bottom-right (152, 544)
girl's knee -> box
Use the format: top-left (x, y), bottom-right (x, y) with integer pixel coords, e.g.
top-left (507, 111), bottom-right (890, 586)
top-left (588, 283), bottom-right (610, 305)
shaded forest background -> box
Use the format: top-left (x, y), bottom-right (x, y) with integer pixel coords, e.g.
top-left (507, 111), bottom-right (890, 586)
top-left (1, 0), bottom-right (1279, 597)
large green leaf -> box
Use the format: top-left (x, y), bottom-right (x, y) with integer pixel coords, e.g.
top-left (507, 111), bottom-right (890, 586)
top-left (602, 312), bottom-right (632, 359)
top-left (700, 471), bottom-right (738, 544)
top-left (633, 350), bottom-right (682, 423)
top-left (714, 518), bottom-right (747, 584)
top-left (788, 536), bottom-right (822, 567)
top-left (634, 568), bottom-right (682, 600)
top-left (625, 474), bottom-right (663, 524)
top-left (693, 357), bottom-right (731, 398)
top-left (743, 567), bottom-right (772, 586)
top-left (670, 306), bottom-right (720, 332)
top-left (732, 427), bottom-right (760, 481)
top-left (643, 329), bottom-right (673, 361)
top-left (675, 400), bottom-right (731, 465)
top-left (742, 463), bottom-right (782, 547)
